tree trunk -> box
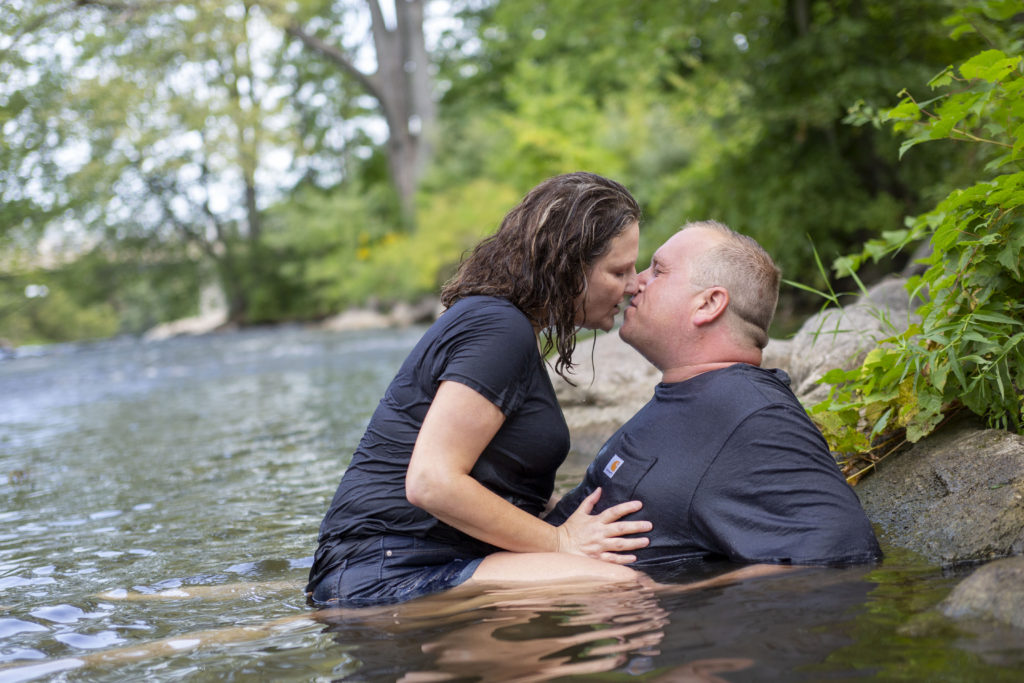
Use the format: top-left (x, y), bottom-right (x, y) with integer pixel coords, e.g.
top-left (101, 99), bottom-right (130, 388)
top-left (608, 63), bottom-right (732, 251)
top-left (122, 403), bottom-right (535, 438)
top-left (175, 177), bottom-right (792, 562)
top-left (287, 0), bottom-right (436, 225)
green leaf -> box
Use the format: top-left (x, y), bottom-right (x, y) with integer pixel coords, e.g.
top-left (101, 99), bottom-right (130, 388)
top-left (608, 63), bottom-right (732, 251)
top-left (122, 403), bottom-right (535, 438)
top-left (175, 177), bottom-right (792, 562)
top-left (819, 367), bottom-right (861, 385)
top-left (971, 310), bottom-right (1021, 327)
top-left (898, 132), bottom-right (933, 159)
top-left (869, 407), bottom-right (895, 438)
top-left (931, 357), bottom-right (949, 391)
top-left (959, 50), bottom-right (1009, 81)
top-left (885, 98), bottom-right (924, 121)
top-left (928, 66), bottom-right (955, 89)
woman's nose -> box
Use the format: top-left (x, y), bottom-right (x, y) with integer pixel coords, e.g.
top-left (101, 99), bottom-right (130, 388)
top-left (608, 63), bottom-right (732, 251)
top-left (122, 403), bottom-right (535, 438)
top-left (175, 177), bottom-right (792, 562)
top-left (624, 271), bottom-right (640, 295)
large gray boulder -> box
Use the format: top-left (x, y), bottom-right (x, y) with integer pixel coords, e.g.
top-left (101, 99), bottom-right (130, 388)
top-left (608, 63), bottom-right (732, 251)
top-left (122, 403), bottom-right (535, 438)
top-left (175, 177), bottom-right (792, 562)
top-left (855, 415), bottom-right (1024, 565)
top-left (939, 556), bottom-right (1024, 630)
top-left (774, 277), bottom-right (918, 405)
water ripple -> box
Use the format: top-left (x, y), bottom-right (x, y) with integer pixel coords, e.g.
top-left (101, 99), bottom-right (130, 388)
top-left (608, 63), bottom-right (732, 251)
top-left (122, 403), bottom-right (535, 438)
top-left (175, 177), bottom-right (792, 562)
top-left (54, 630), bottom-right (125, 649)
top-left (0, 619), bottom-right (47, 639)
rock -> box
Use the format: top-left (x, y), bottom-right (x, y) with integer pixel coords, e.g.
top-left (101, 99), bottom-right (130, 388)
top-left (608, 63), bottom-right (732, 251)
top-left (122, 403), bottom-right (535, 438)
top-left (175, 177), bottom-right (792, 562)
top-left (549, 331), bottom-right (658, 456)
top-left (784, 277), bottom-right (917, 405)
top-left (321, 308), bottom-right (393, 331)
top-left (389, 297), bottom-right (442, 327)
top-left (761, 337), bottom-right (793, 377)
top-left (322, 298), bottom-right (441, 332)
top-left (143, 310), bottom-right (230, 341)
top-left (855, 415), bottom-right (1024, 565)
top-left (939, 556), bottom-right (1024, 629)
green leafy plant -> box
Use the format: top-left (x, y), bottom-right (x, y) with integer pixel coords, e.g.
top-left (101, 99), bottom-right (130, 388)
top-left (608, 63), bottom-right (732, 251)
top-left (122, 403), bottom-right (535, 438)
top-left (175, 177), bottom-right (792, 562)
top-left (813, 43), bottom-right (1024, 480)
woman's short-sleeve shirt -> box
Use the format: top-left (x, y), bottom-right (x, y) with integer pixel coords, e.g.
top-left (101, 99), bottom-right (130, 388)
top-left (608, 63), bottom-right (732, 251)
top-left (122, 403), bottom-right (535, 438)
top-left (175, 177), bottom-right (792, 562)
top-left (315, 296), bottom-right (570, 559)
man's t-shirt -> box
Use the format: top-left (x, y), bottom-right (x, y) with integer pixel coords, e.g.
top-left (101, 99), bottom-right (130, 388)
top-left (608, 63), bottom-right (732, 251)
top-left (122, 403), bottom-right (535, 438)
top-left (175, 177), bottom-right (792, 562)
top-left (547, 364), bottom-right (881, 570)
top-left (308, 296), bottom-right (570, 589)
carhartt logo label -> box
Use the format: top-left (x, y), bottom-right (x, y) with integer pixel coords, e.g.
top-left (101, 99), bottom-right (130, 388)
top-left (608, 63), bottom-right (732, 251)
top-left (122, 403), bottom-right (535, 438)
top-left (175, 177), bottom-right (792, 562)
top-left (603, 454), bottom-right (624, 478)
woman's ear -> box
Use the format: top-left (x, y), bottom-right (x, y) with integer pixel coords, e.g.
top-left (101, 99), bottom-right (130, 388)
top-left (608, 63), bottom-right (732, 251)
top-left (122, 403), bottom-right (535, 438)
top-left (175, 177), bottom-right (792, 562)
top-left (692, 286), bottom-right (729, 327)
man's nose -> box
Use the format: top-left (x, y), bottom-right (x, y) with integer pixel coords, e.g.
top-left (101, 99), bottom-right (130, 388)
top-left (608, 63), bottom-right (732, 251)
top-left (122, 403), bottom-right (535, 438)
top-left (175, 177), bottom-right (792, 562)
top-left (635, 268), bottom-right (651, 290)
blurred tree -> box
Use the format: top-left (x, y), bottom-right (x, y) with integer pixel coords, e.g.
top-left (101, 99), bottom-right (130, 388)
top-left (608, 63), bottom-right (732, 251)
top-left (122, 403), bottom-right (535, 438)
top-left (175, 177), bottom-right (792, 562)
top-left (0, 2), bottom-right (81, 250)
top-left (2, 0), bottom-right (1009, 344)
top-left (279, 0), bottom-right (437, 222)
top-left (1, 0), bottom-right (442, 334)
top-left (2, 0), bottom-right (386, 326)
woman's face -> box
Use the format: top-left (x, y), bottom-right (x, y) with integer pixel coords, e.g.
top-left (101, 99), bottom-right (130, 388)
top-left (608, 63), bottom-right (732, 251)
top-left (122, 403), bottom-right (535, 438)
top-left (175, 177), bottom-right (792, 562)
top-left (575, 221), bottom-right (640, 331)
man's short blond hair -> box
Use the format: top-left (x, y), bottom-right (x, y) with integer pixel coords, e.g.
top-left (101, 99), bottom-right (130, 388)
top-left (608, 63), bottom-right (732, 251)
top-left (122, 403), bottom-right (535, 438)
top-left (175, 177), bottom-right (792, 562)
top-left (684, 220), bottom-right (781, 349)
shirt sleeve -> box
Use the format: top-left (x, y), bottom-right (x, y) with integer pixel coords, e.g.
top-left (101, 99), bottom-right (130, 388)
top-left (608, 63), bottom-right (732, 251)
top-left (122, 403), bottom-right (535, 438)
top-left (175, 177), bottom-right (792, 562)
top-left (689, 403), bottom-right (881, 565)
top-left (436, 301), bottom-right (539, 417)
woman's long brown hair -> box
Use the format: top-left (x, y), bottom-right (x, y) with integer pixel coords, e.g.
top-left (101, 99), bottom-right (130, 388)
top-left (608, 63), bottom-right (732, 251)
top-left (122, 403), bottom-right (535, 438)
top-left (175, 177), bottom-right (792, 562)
top-left (441, 172), bottom-right (640, 380)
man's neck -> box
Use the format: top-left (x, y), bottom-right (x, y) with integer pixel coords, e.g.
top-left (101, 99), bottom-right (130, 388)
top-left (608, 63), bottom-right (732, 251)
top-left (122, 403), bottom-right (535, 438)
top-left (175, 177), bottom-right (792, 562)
top-left (659, 349), bottom-right (763, 384)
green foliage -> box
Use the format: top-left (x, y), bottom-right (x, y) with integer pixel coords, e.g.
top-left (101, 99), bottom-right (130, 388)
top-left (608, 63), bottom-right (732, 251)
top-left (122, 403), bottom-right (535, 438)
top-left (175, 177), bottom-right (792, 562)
top-left (259, 179), bottom-right (399, 318)
top-left (340, 179), bottom-right (523, 305)
top-left (5, 0), bottom-right (1016, 343)
top-left (446, 0), bottom-right (981, 287)
top-left (0, 245), bottom-right (201, 345)
top-left (685, 0), bottom-right (979, 289)
top-left (813, 40), bottom-right (1024, 461)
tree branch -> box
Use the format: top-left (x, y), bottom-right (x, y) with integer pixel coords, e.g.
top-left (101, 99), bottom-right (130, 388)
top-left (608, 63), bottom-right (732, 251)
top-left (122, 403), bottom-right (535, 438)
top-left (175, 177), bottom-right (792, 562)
top-left (284, 21), bottom-right (383, 103)
top-left (366, 0), bottom-right (391, 54)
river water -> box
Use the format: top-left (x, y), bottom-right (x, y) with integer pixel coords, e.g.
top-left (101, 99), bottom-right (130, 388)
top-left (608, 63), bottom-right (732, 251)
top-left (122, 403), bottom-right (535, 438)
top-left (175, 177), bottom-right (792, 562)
top-left (1, 326), bottom-right (1022, 681)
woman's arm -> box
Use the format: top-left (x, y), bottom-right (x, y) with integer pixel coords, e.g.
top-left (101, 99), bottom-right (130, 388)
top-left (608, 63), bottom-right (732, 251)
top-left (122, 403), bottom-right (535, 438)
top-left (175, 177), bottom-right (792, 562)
top-left (406, 380), bottom-right (651, 562)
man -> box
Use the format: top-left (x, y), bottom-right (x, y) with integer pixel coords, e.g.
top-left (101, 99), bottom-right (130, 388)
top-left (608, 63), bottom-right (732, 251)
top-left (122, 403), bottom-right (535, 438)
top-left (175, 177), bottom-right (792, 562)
top-left (546, 220), bottom-right (881, 576)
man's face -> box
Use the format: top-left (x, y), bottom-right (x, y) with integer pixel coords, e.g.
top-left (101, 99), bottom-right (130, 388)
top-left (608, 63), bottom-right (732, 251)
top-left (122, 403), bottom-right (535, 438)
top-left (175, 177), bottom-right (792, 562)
top-left (619, 228), bottom-right (714, 363)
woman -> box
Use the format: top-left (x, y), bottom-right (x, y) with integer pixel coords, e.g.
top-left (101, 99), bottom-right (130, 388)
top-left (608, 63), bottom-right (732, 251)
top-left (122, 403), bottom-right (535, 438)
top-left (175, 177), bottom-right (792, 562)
top-left (307, 172), bottom-right (652, 607)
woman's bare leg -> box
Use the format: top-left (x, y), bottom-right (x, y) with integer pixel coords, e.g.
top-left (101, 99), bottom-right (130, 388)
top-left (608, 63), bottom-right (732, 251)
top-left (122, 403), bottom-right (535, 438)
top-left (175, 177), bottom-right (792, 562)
top-left (467, 551), bottom-right (639, 585)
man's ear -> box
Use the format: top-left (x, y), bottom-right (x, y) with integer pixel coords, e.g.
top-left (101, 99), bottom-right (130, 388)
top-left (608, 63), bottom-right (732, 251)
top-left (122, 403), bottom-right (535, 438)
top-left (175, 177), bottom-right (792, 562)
top-left (693, 286), bottom-right (729, 327)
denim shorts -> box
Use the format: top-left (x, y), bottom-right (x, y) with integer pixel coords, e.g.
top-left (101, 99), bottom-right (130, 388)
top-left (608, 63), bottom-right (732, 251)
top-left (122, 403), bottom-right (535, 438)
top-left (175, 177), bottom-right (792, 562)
top-left (308, 535), bottom-right (485, 608)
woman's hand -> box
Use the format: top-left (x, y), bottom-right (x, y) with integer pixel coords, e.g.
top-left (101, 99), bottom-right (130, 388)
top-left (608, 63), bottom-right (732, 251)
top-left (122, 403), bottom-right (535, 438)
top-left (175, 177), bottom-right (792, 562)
top-left (555, 487), bottom-right (652, 564)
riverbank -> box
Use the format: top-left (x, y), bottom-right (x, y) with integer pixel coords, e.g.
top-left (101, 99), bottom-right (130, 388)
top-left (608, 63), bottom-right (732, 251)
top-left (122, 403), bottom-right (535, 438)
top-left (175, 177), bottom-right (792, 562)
top-left (140, 296), bottom-right (442, 342)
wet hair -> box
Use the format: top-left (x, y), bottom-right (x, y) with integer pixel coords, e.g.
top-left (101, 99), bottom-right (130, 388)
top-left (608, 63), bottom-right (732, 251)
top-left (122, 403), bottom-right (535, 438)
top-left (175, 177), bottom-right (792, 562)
top-left (684, 220), bottom-right (781, 349)
top-left (441, 172), bottom-right (640, 379)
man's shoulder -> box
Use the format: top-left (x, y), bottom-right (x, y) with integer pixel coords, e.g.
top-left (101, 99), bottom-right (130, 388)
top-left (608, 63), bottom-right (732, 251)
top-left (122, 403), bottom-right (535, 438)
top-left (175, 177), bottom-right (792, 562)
top-left (671, 364), bottom-right (799, 415)
top-left (720, 363), bottom-right (792, 392)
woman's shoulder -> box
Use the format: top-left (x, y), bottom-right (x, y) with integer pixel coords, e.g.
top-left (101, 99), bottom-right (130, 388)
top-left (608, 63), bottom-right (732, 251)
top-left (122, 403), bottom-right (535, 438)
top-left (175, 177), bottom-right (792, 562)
top-left (434, 296), bottom-right (537, 358)
top-left (444, 296), bottom-right (532, 330)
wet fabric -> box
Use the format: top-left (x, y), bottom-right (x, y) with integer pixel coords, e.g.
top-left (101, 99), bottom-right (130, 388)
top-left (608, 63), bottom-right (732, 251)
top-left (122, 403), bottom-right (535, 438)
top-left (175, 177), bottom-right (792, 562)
top-left (547, 364), bottom-right (882, 567)
top-left (308, 535), bottom-right (486, 608)
top-left (307, 296), bottom-right (570, 597)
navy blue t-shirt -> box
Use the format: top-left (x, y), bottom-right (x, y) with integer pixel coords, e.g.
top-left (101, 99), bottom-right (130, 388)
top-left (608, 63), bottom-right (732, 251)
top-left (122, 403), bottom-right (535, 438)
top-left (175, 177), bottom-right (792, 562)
top-left (547, 364), bottom-right (881, 570)
top-left (309, 296), bottom-right (570, 586)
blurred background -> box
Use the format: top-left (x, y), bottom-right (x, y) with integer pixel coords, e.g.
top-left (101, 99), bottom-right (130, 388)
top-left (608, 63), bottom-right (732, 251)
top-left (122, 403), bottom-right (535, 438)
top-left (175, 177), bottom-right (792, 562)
top-left (0, 0), bottom-right (1011, 346)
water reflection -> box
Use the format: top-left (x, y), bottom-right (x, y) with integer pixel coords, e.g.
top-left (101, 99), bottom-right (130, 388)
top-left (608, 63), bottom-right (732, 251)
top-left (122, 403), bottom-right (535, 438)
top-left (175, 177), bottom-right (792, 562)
top-left (318, 582), bottom-right (669, 681)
